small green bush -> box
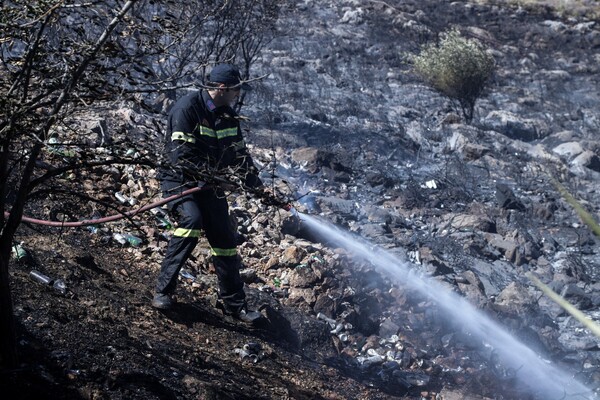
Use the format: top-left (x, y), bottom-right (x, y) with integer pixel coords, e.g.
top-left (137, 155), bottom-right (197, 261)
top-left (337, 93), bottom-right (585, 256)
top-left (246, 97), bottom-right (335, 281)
top-left (413, 29), bottom-right (496, 123)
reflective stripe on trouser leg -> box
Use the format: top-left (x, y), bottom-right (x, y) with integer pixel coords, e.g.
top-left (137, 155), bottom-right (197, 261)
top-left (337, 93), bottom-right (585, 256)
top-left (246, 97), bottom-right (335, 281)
top-left (211, 247), bottom-right (237, 257)
top-left (155, 195), bottom-right (203, 294)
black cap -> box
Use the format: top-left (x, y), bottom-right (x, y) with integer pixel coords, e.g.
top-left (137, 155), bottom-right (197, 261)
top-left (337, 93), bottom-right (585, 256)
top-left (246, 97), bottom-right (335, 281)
top-left (208, 64), bottom-right (251, 90)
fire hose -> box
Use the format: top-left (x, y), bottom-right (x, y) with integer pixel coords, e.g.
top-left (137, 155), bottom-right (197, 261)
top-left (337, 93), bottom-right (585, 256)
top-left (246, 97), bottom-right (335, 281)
top-left (4, 185), bottom-right (294, 228)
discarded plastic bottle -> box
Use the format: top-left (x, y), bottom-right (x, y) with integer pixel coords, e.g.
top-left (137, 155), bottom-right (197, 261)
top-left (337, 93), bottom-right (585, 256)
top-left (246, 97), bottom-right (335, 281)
top-left (113, 233), bottom-right (127, 245)
top-left (150, 207), bottom-right (167, 217)
top-left (53, 279), bottom-right (67, 294)
top-left (112, 233), bottom-right (142, 247)
top-left (330, 323), bottom-right (344, 334)
top-left (179, 269), bottom-right (196, 280)
top-left (122, 233), bottom-right (142, 247)
top-left (115, 191), bottom-right (136, 205)
top-left (357, 354), bottom-right (384, 367)
top-left (155, 216), bottom-right (172, 230)
top-left (317, 312), bottom-right (337, 328)
top-left (114, 191), bottom-right (128, 204)
top-left (30, 270), bottom-right (52, 285)
top-left (47, 137), bottom-right (76, 157)
top-left (243, 343), bottom-right (261, 353)
top-left (234, 348), bottom-right (250, 360)
top-left (29, 271), bottom-right (67, 294)
top-left (12, 242), bottom-right (29, 261)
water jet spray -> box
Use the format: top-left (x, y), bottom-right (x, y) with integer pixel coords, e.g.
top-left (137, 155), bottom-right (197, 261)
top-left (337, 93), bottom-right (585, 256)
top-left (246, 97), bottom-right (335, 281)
top-left (294, 212), bottom-right (597, 400)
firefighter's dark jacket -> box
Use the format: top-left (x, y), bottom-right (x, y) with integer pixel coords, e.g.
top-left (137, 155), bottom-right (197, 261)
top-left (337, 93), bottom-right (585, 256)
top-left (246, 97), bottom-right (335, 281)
top-left (160, 90), bottom-right (262, 190)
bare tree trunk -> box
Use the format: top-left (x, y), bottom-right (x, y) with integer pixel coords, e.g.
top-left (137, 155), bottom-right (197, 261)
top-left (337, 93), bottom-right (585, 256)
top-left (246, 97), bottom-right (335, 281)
top-left (0, 0), bottom-right (138, 370)
top-left (0, 250), bottom-right (17, 369)
top-left (0, 143), bottom-right (42, 370)
top-left (0, 133), bottom-right (18, 369)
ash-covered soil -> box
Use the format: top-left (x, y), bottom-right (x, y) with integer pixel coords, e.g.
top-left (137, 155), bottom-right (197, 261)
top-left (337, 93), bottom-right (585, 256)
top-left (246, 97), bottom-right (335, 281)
top-left (3, 0), bottom-right (600, 399)
top-left (6, 221), bottom-right (530, 400)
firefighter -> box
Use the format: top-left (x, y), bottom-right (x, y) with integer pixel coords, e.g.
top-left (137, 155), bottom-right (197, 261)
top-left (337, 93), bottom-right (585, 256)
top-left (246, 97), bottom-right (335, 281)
top-left (152, 64), bottom-right (263, 324)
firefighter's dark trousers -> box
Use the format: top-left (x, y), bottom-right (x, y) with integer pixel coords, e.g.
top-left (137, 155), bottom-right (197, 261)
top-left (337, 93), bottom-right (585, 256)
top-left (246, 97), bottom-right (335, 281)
top-left (155, 185), bottom-right (245, 311)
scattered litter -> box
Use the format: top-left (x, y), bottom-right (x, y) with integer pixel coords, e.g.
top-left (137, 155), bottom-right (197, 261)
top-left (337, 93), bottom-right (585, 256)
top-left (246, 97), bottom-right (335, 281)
top-left (29, 270), bottom-right (67, 294)
top-left (30, 270), bottom-right (52, 285)
top-left (338, 333), bottom-right (349, 342)
top-left (421, 180), bottom-right (437, 189)
top-left (151, 208), bottom-right (173, 229)
top-left (357, 354), bottom-right (385, 367)
top-left (113, 233), bottom-right (142, 247)
top-left (47, 137), bottom-right (77, 157)
top-left (257, 284), bottom-right (287, 298)
top-left (234, 342), bottom-right (266, 364)
top-left (112, 233), bottom-right (127, 245)
top-left (317, 312), bottom-right (337, 328)
top-left (53, 279), bottom-right (67, 294)
top-left (114, 191), bottom-right (136, 206)
top-left (155, 216), bottom-right (172, 229)
top-left (179, 269), bottom-right (196, 281)
top-left (12, 242), bottom-right (29, 261)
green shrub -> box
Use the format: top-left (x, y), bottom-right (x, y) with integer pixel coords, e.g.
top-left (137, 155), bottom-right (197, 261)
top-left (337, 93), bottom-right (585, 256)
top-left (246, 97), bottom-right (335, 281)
top-left (413, 29), bottom-right (496, 123)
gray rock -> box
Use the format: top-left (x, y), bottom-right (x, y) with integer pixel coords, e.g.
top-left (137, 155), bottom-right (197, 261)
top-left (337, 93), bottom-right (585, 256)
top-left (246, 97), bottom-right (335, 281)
top-left (280, 245), bottom-right (306, 267)
top-left (495, 183), bottom-right (526, 211)
top-left (572, 150), bottom-right (600, 172)
top-left (552, 141), bottom-right (584, 160)
top-left (457, 282), bottom-right (488, 308)
top-left (443, 213), bottom-right (496, 233)
top-left (316, 196), bottom-right (357, 217)
top-left (560, 283), bottom-right (593, 310)
top-left (287, 287), bottom-right (317, 305)
top-left (482, 110), bottom-right (544, 141)
top-left (359, 223), bottom-right (389, 239)
top-left (494, 282), bottom-right (536, 315)
top-left (288, 264), bottom-right (319, 288)
top-left (469, 259), bottom-right (515, 297)
top-left (378, 318), bottom-right (400, 339)
top-left (291, 147), bottom-right (331, 173)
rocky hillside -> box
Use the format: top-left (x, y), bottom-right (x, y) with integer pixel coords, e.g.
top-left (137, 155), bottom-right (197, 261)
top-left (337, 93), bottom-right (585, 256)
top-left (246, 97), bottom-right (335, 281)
top-left (5, 1), bottom-right (600, 399)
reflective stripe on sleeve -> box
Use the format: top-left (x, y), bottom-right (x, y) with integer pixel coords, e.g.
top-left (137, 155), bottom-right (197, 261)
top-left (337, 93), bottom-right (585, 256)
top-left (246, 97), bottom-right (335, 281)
top-left (173, 228), bottom-right (202, 237)
top-left (171, 131), bottom-right (196, 143)
top-left (210, 247), bottom-right (238, 257)
top-left (216, 127), bottom-right (238, 139)
top-left (199, 126), bottom-right (217, 137)
top-left (198, 126), bottom-right (238, 140)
